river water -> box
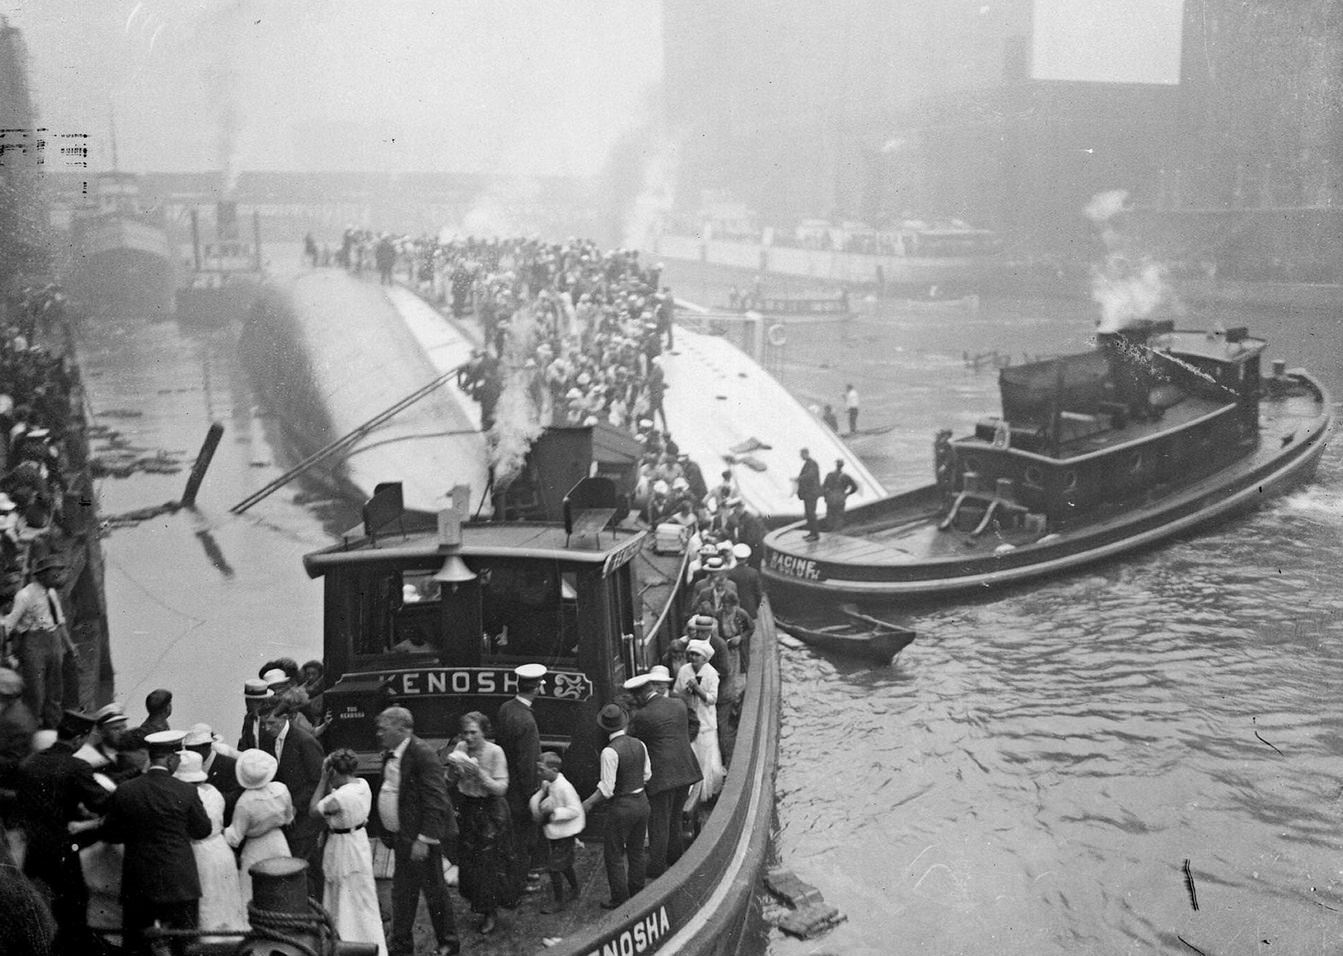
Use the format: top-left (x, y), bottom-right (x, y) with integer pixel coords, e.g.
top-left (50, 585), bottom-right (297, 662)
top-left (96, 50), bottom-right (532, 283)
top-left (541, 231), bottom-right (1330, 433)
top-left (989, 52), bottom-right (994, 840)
top-left (74, 274), bottom-right (1342, 955)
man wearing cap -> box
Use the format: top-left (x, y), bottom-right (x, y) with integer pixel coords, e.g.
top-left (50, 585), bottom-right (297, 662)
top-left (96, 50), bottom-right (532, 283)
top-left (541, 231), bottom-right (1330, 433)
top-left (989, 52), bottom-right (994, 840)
top-left (626, 668), bottom-right (701, 878)
top-left (184, 723), bottom-right (241, 825)
top-left (1, 554), bottom-right (74, 728)
top-left (102, 729), bottom-right (212, 955)
top-left (581, 704), bottom-right (652, 908)
top-left (727, 543), bottom-right (762, 616)
top-left (237, 679), bottom-right (273, 752)
top-left (13, 709), bottom-right (108, 951)
top-left (75, 703), bottom-right (128, 772)
top-left (497, 663), bottom-right (545, 895)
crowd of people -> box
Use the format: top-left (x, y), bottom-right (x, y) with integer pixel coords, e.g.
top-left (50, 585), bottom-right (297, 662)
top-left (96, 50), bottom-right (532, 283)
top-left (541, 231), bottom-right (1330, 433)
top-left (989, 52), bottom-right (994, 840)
top-left (0, 546), bottom-right (769, 956)
top-left (0, 284), bottom-right (92, 736)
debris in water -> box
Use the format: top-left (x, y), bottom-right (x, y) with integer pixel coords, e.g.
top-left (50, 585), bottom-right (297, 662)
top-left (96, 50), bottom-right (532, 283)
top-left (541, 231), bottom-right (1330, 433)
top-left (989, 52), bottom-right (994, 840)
top-left (765, 867), bottom-right (846, 940)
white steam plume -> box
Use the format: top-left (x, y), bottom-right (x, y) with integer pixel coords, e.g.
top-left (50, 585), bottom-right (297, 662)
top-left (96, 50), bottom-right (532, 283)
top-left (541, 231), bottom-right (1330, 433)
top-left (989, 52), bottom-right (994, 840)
top-left (1086, 188), bottom-right (1170, 333)
top-left (622, 136), bottom-right (679, 250)
top-left (488, 304), bottom-right (543, 486)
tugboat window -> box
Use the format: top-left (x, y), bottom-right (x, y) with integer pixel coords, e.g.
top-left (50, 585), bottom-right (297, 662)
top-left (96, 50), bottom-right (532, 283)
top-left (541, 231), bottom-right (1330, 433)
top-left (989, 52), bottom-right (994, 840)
top-left (1128, 452), bottom-right (1143, 474)
top-left (479, 561), bottom-right (577, 665)
top-left (1024, 466), bottom-right (1044, 487)
top-left (1063, 470), bottom-right (1078, 491)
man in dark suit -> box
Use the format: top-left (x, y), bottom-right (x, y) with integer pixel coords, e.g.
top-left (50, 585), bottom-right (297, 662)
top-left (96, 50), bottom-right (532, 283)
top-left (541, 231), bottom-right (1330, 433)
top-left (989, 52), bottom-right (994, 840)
top-left (626, 668), bottom-right (702, 878)
top-left (496, 663), bottom-right (544, 894)
top-left (376, 706), bottom-right (460, 956)
top-left (795, 447), bottom-right (822, 540)
top-left (102, 729), bottom-right (211, 956)
top-left (261, 703), bottom-right (325, 901)
top-left (183, 723), bottom-right (241, 825)
top-left (726, 543), bottom-right (762, 617)
top-left (14, 709), bottom-right (108, 953)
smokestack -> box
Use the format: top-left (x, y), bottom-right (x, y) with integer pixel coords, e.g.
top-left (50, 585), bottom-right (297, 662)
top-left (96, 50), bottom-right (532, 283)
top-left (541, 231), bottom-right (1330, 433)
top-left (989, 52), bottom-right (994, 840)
top-left (1097, 320), bottom-right (1169, 420)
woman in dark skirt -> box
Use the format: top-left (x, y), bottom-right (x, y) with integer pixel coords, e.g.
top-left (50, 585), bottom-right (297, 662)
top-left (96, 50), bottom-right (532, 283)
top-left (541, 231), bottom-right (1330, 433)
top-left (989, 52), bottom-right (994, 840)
top-left (446, 711), bottom-right (518, 934)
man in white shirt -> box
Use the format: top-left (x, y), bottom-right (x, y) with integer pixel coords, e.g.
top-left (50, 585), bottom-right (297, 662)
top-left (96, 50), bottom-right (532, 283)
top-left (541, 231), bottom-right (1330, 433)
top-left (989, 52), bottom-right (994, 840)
top-left (845, 383), bottom-right (860, 434)
top-left (1, 554), bottom-right (73, 728)
top-left (376, 706), bottom-right (459, 956)
top-left (581, 704), bottom-right (652, 909)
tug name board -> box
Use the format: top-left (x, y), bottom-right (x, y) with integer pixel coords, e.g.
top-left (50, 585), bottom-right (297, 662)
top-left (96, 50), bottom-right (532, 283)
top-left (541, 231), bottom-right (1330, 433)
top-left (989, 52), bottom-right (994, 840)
top-left (767, 552), bottom-right (822, 581)
top-left (382, 668), bottom-right (593, 700)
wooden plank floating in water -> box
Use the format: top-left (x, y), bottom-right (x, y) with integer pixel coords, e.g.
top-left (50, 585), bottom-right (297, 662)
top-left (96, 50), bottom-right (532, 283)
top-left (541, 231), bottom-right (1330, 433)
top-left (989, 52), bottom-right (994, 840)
top-left (765, 867), bottom-right (847, 940)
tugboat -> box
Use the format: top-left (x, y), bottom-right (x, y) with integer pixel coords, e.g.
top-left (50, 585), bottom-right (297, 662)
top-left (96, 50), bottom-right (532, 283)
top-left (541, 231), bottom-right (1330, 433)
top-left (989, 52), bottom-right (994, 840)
top-left (304, 468), bottom-right (780, 955)
top-left (67, 171), bottom-right (174, 319)
top-left (763, 319), bottom-right (1333, 603)
top-left (175, 200), bottom-right (265, 327)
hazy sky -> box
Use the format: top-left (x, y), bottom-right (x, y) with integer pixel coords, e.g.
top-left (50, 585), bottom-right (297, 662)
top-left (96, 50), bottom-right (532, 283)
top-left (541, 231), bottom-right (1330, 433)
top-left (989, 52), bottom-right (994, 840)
top-left (3, 0), bottom-right (663, 175)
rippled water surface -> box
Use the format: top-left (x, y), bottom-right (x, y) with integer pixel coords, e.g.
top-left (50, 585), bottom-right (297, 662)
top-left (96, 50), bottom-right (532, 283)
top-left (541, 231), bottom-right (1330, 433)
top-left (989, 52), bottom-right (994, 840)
top-left (75, 277), bottom-right (1343, 955)
top-left (749, 289), bottom-right (1343, 956)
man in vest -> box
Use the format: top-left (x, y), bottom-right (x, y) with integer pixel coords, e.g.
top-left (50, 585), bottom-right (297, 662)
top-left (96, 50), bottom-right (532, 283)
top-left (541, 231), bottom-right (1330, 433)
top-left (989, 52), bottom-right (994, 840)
top-left (581, 704), bottom-right (651, 908)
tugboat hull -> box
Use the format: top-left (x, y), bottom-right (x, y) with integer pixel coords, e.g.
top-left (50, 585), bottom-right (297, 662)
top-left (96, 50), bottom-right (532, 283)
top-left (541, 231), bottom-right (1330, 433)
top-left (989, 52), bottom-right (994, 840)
top-left (764, 366), bottom-right (1332, 604)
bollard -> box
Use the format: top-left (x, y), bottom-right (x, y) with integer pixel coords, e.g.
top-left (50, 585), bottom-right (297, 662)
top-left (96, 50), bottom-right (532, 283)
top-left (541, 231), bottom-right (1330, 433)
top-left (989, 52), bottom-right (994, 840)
top-left (240, 858), bottom-right (379, 956)
top-left (180, 421), bottom-right (224, 508)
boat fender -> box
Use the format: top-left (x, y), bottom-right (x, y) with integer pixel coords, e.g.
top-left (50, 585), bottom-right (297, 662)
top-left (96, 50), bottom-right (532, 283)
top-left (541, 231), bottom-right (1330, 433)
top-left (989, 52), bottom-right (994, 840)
top-left (767, 323), bottom-right (787, 347)
top-left (993, 543), bottom-right (1015, 554)
top-left (1037, 533), bottom-right (1061, 544)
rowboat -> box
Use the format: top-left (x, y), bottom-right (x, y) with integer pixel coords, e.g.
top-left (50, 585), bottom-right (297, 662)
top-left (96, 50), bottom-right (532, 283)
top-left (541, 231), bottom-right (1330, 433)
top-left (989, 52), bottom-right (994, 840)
top-left (775, 604), bottom-right (916, 665)
top-left (764, 320), bottom-right (1333, 602)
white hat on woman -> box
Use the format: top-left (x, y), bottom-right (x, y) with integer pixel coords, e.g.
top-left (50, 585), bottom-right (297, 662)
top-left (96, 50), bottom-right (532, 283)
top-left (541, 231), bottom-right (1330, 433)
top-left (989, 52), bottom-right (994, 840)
top-left (236, 749), bottom-right (278, 789)
top-left (174, 750), bottom-right (208, 783)
top-left (686, 639), bottom-right (715, 660)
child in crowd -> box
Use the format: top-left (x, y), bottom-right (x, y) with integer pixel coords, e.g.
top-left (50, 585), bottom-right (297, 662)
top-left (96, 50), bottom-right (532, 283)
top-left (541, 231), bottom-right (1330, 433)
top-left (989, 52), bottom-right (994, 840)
top-left (528, 751), bottom-right (584, 913)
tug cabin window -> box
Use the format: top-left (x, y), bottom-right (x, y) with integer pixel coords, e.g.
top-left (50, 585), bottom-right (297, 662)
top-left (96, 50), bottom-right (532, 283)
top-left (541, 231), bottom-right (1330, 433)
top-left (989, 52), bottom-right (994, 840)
top-left (337, 558), bottom-right (582, 668)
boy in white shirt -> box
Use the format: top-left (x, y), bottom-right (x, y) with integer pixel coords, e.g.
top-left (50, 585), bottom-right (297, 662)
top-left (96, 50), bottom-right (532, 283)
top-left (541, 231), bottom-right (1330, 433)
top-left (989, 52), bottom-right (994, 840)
top-left (529, 751), bottom-right (585, 913)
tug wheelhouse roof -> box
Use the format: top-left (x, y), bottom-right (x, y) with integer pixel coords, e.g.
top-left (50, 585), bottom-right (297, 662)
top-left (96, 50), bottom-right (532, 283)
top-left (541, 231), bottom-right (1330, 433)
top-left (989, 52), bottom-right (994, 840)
top-left (303, 522), bottom-right (647, 578)
top-left (1157, 330), bottom-right (1267, 365)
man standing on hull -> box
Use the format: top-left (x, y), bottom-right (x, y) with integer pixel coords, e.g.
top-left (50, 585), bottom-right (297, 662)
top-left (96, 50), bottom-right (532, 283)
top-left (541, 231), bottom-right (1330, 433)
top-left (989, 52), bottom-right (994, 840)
top-left (822, 458), bottom-right (859, 532)
top-left (795, 448), bottom-right (822, 541)
top-left (626, 667), bottom-right (701, 878)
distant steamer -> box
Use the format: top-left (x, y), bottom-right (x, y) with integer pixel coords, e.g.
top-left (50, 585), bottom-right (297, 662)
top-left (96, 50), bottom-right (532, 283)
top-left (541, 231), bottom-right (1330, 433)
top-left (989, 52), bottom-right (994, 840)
top-left (68, 172), bottom-right (174, 320)
top-left (175, 200), bottom-right (266, 327)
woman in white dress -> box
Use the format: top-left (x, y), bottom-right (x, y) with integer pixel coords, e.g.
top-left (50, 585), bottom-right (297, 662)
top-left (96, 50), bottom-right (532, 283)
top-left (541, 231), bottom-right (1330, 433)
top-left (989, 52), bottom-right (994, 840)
top-left (309, 748), bottom-right (386, 956)
top-left (674, 638), bottom-right (726, 808)
top-left (175, 750), bottom-right (248, 936)
top-left (223, 749), bottom-right (293, 906)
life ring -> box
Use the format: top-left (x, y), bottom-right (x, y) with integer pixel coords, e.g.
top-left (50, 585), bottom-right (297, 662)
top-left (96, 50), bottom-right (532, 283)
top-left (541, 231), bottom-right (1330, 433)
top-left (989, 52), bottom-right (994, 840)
top-left (767, 323), bottom-right (787, 347)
